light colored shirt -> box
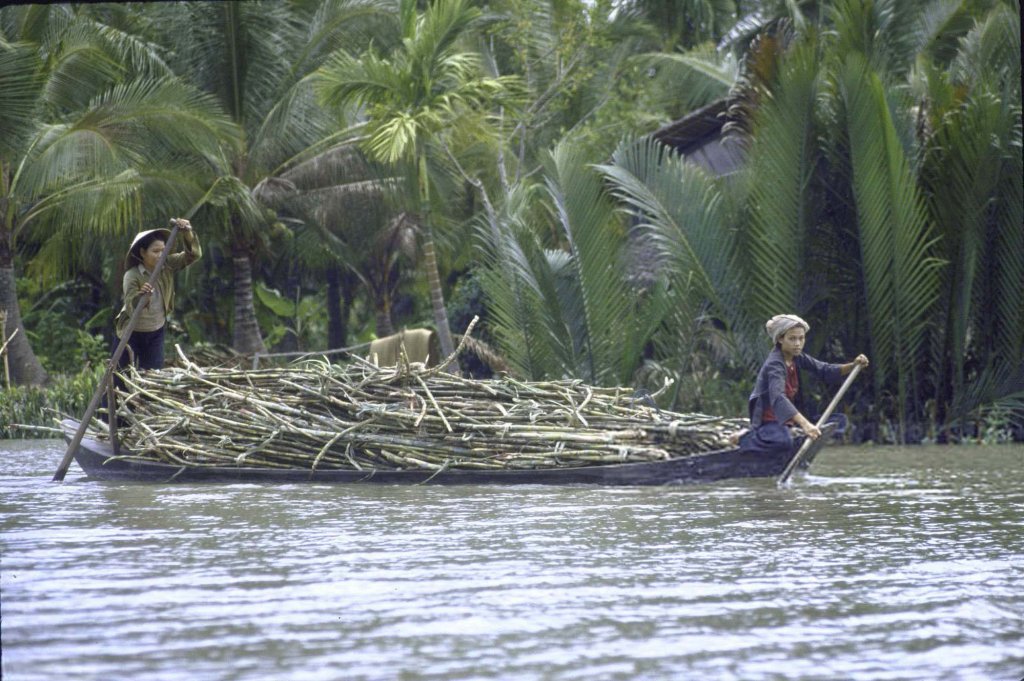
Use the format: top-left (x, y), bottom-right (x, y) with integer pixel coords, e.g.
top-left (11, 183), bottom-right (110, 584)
top-left (130, 264), bottom-right (165, 333)
top-left (115, 231), bottom-right (201, 338)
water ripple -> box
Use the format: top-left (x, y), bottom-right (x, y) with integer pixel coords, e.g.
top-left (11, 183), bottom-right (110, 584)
top-left (2, 441), bottom-right (1022, 680)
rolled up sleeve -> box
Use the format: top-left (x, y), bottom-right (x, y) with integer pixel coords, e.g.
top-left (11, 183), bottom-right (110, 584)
top-left (166, 231), bottom-right (202, 272)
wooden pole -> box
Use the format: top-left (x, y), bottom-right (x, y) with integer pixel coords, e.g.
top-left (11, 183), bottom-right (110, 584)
top-left (777, 363), bottom-right (863, 485)
top-left (1, 309), bottom-right (10, 390)
top-left (53, 222), bottom-right (182, 481)
top-left (107, 374), bottom-right (120, 458)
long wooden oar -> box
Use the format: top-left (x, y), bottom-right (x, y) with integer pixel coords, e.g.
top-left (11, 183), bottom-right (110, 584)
top-left (777, 362), bottom-right (863, 485)
top-left (52, 221), bottom-right (182, 482)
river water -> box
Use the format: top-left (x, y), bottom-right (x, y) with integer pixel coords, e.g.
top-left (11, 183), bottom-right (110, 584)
top-left (1, 439), bottom-right (1021, 681)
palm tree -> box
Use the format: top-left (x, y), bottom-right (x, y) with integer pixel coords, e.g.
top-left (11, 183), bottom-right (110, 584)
top-left (144, 0), bottom-right (390, 354)
top-left (615, 0), bottom-right (738, 51)
top-left (476, 139), bottom-right (667, 385)
top-left (315, 0), bottom-right (521, 359)
top-left (618, 0), bottom-right (1017, 433)
top-left (598, 136), bottom-right (754, 407)
top-left (838, 50), bottom-right (943, 436)
top-left (919, 3), bottom-right (1023, 433)
top-left (0, 5), bottom-right (236, 384)
top-left (256, 143), bottom-right (416, 339)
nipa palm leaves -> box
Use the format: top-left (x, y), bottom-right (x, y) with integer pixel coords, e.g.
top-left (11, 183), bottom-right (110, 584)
top-left (841, 52), bottom-right (942, 432)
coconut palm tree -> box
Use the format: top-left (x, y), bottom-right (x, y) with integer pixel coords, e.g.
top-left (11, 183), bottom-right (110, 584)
top-left (615, 0), bottom-right (738, 51)
top-left (142, 0), bottom-right (390, 354)
top-left (315, 0), bottom-right (522, 359)
top-left (256, 143), bottom-right (416, 339)
top-left (0, 5), bottom-right (236, 385)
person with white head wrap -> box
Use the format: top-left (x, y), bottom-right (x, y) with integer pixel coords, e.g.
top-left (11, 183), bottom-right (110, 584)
top-left (735, 313), bottom-right (870, 457)
top-left (765, 314), bottom-right (809, 344)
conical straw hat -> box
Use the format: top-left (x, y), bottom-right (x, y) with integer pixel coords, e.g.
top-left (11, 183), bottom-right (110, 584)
top-left (124, 228), bottom-right (171, 269)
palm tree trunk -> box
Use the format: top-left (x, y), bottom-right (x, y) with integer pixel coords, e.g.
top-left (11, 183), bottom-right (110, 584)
top-left (417, 156), bottom-right (456, 363)
top-left (0, 226), bottom-right (48, 385)
top-left (326, 265), bottom-right (358, 349)
top-left (373, 292), bottom-right (394, 337)
top-left (231, 243), bottom-right (267, 355)
top-left (326, 265), bottom-right (344, 349)
top-left (421, 226), bottom-right (455, 359)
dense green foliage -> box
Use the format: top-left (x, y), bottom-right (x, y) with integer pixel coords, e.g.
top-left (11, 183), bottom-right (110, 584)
top-left (0, 367), bottom-right (101, 439)
top-left (1, 0), bottom-right (1021, 442)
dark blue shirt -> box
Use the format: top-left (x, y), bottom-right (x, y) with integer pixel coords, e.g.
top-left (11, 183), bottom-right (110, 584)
top-left (748, 347), bottom-right (842, 427)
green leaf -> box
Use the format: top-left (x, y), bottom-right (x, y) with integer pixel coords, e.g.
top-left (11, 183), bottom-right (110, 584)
top-left (743, 38), bottom-right (820, 323)
top-left (841, 52), bottom-right (943, 428)
top-left (255, 282), bottom-right (296, 317)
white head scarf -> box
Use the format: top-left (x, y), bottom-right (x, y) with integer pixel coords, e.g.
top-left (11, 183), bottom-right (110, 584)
top-left (766, 314), bottom-right (809, 344)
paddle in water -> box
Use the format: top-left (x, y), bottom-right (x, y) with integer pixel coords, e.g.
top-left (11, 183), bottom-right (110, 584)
top-left (777, 362), bottom-right (863, 485)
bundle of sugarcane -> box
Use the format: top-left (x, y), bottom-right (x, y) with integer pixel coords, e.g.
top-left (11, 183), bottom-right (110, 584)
top-left (94, 347), bottom-right (747, 472)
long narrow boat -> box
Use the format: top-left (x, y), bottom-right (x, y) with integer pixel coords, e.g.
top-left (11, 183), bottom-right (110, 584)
top-left (60, 419), bottom-right (835, 486)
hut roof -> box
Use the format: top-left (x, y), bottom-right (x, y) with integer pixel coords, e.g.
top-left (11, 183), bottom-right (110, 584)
top-left (651, 98), bottom-right (747, 176)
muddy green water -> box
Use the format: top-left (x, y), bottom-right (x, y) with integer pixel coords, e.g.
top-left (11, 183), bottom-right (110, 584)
top-left (1, 440), bottom-right (1022, 681)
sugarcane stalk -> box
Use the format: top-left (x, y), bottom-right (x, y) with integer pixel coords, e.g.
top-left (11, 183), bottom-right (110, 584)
top-left (90, 353), bottom-right (749, 472)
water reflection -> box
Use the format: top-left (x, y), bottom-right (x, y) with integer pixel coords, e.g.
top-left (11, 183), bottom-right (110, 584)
top-left (1, 440), bottom-right (1022, 680)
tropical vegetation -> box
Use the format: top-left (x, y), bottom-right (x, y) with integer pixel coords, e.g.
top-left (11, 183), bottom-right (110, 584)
top-left (1, 0), bottom-right (1020, 443)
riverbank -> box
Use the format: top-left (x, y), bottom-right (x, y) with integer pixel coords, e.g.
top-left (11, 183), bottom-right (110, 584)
top-left (1, 369), bottom-right (102, 439)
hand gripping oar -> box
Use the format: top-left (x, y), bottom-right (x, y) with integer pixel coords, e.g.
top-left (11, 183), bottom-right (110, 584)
top-left (777, 362), bottom-right (863, 485)
top-left (52, 220), bottom-right (183, 482)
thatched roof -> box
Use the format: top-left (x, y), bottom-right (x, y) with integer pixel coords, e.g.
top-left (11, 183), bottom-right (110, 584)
top-left (651, 98), bottom-right (747, 176)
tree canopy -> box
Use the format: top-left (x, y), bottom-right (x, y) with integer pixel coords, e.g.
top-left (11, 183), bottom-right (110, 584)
top-left (1, 0), bottom-right (1020, 442)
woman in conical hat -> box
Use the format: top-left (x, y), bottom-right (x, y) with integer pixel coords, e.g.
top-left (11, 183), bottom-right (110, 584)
top-left (735, 314), bottom-right (869, 455)
top-left (113, 218), bottom-right (202, 370)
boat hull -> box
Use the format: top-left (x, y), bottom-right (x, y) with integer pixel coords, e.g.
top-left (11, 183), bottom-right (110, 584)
top-left (60, 419), bottom-right (834, 486)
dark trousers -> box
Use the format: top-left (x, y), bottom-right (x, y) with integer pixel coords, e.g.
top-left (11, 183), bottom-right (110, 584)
top-left (738, 414), bottom-right (849, 455)
top-left (116, 326), bottom-right (165, 371)
top-left (104, 327), bottom-right (164, 421)
top-left (738, 421), bottom-right (793, 456)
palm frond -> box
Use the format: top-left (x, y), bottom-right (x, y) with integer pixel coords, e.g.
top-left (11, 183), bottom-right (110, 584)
top-left (544, 140), bottom-right (644, 384)
top-left (946, 363), bottom-right (1024, 432)
top-left (413, 0), bottom-right (481, 73)
top-left (951, 2), bottom-right (1021, 96)
top-left (292, 0), bottom-right (395, 78)
top-left (742, 37), bottom-right (819, 323)
top-left (250, 76), bottom-right (336, 173)
top-left (638, 43), bottom-right (739, 114)
top-left (992, 120), bottom-right (1024, 370)
top-left (925, 89), bottom-right (1022, 415)
top-left (911, 0), bottom-right (965, 64)
top-left (160, 1), bottom-right (299, 129)
top-left (90, 77), bottom-right (239, 158)
top-left (1, 5), bottom-right (74, 45)
top-left (598, 137), bottom-right (755, 348)
top-left (315, 48), bottom-right (401, 111)
top-left (40, 20), bottom-right (125, 111)
top-left (0, 41), bottom-right (44, 157)
top-left (841, 51), bottom-right (943, 428)
top-left (16, 121), bottom-right (135, 199)
top-left (473, 182), bottom-right (566, 379)
top-left (18, 169), bottom-right (142, 245)
top-left (16, 76), bottom-right (235, 202)
top-left (718, 8), bottom-right (770, 52)
top-left (89, 18), bottom-right (174, 80)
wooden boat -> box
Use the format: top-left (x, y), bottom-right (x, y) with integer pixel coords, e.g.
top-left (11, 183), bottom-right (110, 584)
top-left (60, 418), bottom-right (835, 486)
